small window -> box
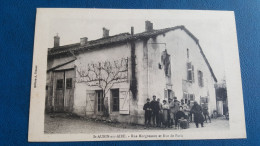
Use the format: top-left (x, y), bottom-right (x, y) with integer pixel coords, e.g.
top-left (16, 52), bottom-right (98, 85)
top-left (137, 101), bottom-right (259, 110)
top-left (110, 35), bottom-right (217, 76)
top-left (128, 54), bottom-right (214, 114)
top-left (198, 70), bottom-right (204, 87)
top-left (66, 78), bottom-right (72, 89)
top-left (158, 63), bottom-right (162, 69)
top-left (111, 89), bottom-right (119, 112)
top-left (189, 94), bottom-right (195, 101)
top-left (56, 79), bottom-right (63, 90)
top-left (187, 62), bottom-right (194, 82)
top-left (187, 48), bottom-right (189, 59)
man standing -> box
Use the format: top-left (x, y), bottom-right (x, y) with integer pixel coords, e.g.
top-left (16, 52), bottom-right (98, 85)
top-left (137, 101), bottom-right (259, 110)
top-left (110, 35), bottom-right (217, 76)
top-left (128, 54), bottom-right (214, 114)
top-left (170, 97), bottom-right (180, 128)
top-left (143, 98), bottom-right (152, 128)
top-left (150, 95), bottom-right (160, 127)
top-left (191, 101), bottom-right (204, 128)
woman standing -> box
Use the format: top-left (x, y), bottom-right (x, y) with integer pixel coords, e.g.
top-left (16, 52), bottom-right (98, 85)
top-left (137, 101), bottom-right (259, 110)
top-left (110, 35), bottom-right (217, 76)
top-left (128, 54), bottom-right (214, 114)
top-left (190, 101), bottom-right (204, 128)
top-left (162, 100), bottom-right (169, 128)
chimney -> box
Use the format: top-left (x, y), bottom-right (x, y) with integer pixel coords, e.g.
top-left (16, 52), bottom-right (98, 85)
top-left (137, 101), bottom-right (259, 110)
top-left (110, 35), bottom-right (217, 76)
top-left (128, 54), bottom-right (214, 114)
top-left (131, 26), bottom-right (134, 35)
top-left (54, 34), bottom-right (60, 47)
top-left (145, 20), bottom-right (153, 32)
top-left (80, 37), bottom-right (88, 46)
top-left (103, 27), bottom-right (109, 38)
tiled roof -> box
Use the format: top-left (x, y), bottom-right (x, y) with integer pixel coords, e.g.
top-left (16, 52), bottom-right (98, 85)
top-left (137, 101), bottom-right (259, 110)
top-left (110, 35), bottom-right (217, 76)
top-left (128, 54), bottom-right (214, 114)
top-left (48, 26), bottom-right (185, 56)
top-left (48, 32), bottom-right (131, 56)
top-left (48, 25), bottom-right (217, 82)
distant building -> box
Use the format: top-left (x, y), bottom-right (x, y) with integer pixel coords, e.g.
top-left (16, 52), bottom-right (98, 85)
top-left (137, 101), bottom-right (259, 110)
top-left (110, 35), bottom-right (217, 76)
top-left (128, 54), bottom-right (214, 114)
top-left (215, 81), bottom-right (228, 115)
top-left (45, 21), bottom-right (218, 124)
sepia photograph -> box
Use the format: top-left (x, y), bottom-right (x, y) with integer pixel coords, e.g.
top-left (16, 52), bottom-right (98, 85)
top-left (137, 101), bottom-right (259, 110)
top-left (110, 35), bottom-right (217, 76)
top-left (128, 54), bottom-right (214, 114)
top-left (29, 9), bottom-right (246, 141)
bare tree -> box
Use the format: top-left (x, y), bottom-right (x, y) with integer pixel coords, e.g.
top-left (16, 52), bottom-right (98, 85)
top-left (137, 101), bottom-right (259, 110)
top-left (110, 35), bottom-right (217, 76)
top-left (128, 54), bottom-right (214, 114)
top-left (76, 58), bottom-right (128, 116)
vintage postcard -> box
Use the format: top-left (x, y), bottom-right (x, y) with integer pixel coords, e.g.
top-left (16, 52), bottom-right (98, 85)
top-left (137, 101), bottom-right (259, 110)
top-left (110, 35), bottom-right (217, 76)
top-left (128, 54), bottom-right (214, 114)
top-left (28, 8), bottom-right (246, 141)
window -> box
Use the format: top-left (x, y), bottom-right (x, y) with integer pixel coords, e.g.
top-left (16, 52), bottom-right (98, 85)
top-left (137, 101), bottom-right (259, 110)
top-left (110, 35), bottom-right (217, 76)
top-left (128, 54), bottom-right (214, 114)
top-left (97, 90), bottom-right (104, 112)
top-left (200, 96), bottom-right (209, 105)
top-left (167, 90), bottom-right (174, 101)
top-left (56, 79), bottom-right (63, 90)
top-left (111, 89), bottom-right (119, 112)
top-left (187, 62), bottom-right (194, 82)
top-left (187, 48), bottom-right (189, 59)
top-left (183, 92), bottom-right (195, 103)
top-left (66, 78), bottom-right (72, 89)
top-left (198, 70), bottom-right (204, 87)
top-left (189, 94), bottom-right (195, 101)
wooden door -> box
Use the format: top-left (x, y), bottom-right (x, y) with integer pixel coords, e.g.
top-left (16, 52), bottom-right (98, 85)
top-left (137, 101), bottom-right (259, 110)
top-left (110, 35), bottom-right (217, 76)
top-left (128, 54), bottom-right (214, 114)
top-left (64, 70), bottom-right (75, 112)
top-left (54, 71), bottom-right (65, 112)
top-left (86, 90), bottom-right (96, 115)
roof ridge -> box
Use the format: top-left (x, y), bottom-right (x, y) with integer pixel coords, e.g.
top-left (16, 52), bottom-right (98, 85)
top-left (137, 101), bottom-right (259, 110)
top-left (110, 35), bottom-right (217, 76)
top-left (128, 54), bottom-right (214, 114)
top-left (48, 25), bottom-right (217, 82)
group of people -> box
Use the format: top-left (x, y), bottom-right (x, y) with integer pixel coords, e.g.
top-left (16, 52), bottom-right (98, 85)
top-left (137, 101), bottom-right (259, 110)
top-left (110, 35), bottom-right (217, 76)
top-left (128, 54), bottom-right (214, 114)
top-left (143, 95), bottom-right (211, 129)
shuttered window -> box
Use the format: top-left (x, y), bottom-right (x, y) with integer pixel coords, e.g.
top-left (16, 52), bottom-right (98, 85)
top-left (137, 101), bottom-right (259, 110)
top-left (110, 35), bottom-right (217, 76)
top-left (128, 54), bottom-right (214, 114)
top-left (111, 89), bottom-right (119, 112)
top-left (198, 70), bottom-right (204, 87)
top-left (187, 62), bottom-right (194, 82)
top-left (97, 90), bottom-right (104, 112)
top-left (189, 94), bottom-right (195, 101)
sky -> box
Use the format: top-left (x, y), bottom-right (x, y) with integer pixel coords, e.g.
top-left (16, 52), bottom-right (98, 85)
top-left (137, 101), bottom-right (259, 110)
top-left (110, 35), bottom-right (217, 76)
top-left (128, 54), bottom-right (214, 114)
top-left (47, 9), bottom-right (234, 81)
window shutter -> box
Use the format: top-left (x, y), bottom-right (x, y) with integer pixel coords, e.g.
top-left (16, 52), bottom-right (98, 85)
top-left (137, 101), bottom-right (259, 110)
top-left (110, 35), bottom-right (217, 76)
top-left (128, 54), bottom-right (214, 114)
top-left (201, 72), bottom-right (204, 87)
top-left (164, 89), bottom-right (168, 99)
top-left (119, 88), bottom-right (130, 114)
top-left (187, 62), bottom-right (192, 70)
top-left (86, 90), bottom-right (96, 115)
top-left (183, 92), bottom-right (186, 99)
top-left (187, 62), bottom-right (193, 81)
top-left (192, 65), bottom-right (195, 82)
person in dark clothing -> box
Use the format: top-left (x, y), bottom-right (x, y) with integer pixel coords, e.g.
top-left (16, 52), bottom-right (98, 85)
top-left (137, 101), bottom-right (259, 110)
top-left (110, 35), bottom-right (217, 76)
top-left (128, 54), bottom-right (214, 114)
top-left (187, 100), bottom-right (193, 122)
top-left (143, 98), bottom-right (152, 128)
top-left (150, 95), bottom-right (160, 127)
top-left (191, 101), bottom-right (205, 128)
top-left (157, 98), bottom-right (163, 127)
top-left (202, 103), bottom-right (211, 123)
top-left (175, 106), bottom-right (187, 128)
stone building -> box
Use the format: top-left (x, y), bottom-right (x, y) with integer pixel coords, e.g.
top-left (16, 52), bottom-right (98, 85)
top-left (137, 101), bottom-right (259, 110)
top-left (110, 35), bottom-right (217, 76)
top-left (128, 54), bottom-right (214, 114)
top-left (45, 21), bottom-right (218, 124)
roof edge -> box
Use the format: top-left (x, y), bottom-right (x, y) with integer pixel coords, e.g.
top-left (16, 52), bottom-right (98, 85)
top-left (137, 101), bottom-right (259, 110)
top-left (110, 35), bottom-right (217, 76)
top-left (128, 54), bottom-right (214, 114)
top-left (181, 27), bottom-right (217, 82)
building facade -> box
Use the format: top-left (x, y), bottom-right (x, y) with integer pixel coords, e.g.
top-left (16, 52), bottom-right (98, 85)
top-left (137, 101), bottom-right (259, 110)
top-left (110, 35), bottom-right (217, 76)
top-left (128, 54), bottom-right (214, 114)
top-left (45, 21), bottom-right (217, 125)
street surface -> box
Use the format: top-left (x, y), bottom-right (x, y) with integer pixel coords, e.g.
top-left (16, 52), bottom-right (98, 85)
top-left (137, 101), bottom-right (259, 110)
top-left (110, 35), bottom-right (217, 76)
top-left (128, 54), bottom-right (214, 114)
top-left (44, 113), bottom-right (229, 134)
